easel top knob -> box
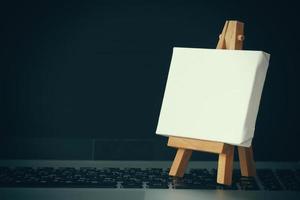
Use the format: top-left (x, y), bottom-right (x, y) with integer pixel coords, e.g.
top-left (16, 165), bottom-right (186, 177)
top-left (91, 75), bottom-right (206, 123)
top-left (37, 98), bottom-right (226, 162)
top-left (217, 20), bottom-right (244, 50)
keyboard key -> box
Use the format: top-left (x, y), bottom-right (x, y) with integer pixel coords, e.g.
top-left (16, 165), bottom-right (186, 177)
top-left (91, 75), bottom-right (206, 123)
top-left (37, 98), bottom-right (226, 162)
top-left (238, 177), bottom-right (259, 190)
top-left (276, 169), bottom-right (300, 191)
top-left (257, 169), bottom-right (283, 191)
top-left (148, 181), bottom-right (169, 189)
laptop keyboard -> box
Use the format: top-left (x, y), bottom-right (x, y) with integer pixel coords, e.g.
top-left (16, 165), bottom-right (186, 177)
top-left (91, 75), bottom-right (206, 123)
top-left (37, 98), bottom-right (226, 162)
top-left (0, 167), bottom-right (299, 191)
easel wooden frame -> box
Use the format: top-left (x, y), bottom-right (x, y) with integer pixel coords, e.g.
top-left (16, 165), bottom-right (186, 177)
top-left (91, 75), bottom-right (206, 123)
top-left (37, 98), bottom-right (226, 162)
top-left (167, 20), bottom-right (256, 185)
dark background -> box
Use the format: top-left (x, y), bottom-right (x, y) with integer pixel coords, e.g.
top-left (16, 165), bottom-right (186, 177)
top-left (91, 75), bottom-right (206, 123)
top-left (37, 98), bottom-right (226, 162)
top-left (0, 0), bottom-right (299, 161)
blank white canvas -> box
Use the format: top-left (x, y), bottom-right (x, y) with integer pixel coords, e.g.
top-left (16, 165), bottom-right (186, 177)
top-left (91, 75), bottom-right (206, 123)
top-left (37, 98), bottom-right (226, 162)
top-left (156, 48), bottom-right (270, 147)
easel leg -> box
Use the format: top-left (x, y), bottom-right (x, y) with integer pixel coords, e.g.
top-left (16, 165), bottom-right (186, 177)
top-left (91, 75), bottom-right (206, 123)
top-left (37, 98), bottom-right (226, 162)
top-left (238, 146), bottom-right (256, 176)
top-left (217, 145), bottom-right (234, 185)
top-left (169, 148), bottom-right (192, 177)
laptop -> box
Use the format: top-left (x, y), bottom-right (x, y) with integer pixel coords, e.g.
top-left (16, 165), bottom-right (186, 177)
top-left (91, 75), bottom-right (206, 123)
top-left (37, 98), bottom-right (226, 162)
top-left (0, 137), bottom-right (300, 200)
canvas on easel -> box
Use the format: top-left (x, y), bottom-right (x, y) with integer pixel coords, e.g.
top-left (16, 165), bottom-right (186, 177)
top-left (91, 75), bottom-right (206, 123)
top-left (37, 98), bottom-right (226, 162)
top-left (156, 21), bottom-right (270, 185)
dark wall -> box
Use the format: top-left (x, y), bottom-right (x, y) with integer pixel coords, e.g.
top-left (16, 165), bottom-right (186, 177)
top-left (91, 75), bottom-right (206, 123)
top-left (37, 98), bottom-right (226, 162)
top-left (1, 0), bottom-right (299, 160)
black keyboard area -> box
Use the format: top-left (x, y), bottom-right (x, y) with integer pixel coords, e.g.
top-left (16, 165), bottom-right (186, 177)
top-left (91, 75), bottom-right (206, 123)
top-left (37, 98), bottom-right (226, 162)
top-left (0, 167), bottom-right (300, 191)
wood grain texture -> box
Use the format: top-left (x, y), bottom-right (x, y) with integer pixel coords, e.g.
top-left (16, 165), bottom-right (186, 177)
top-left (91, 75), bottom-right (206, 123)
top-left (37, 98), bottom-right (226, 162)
top-left (217, 145), bottom-right (234, 185)
top-left (238, 146), bottom-right (256, 176)
top-left (168, 136), bottom-right (227, 154)
top-left (216, 20), bottom-right (228, 49)
top-left (169, 148), bottom-right (192, 177)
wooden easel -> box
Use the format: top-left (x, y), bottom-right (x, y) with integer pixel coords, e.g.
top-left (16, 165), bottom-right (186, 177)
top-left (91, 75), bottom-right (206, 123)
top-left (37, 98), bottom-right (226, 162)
top-left (168, 20), bottom-right (256, 185)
